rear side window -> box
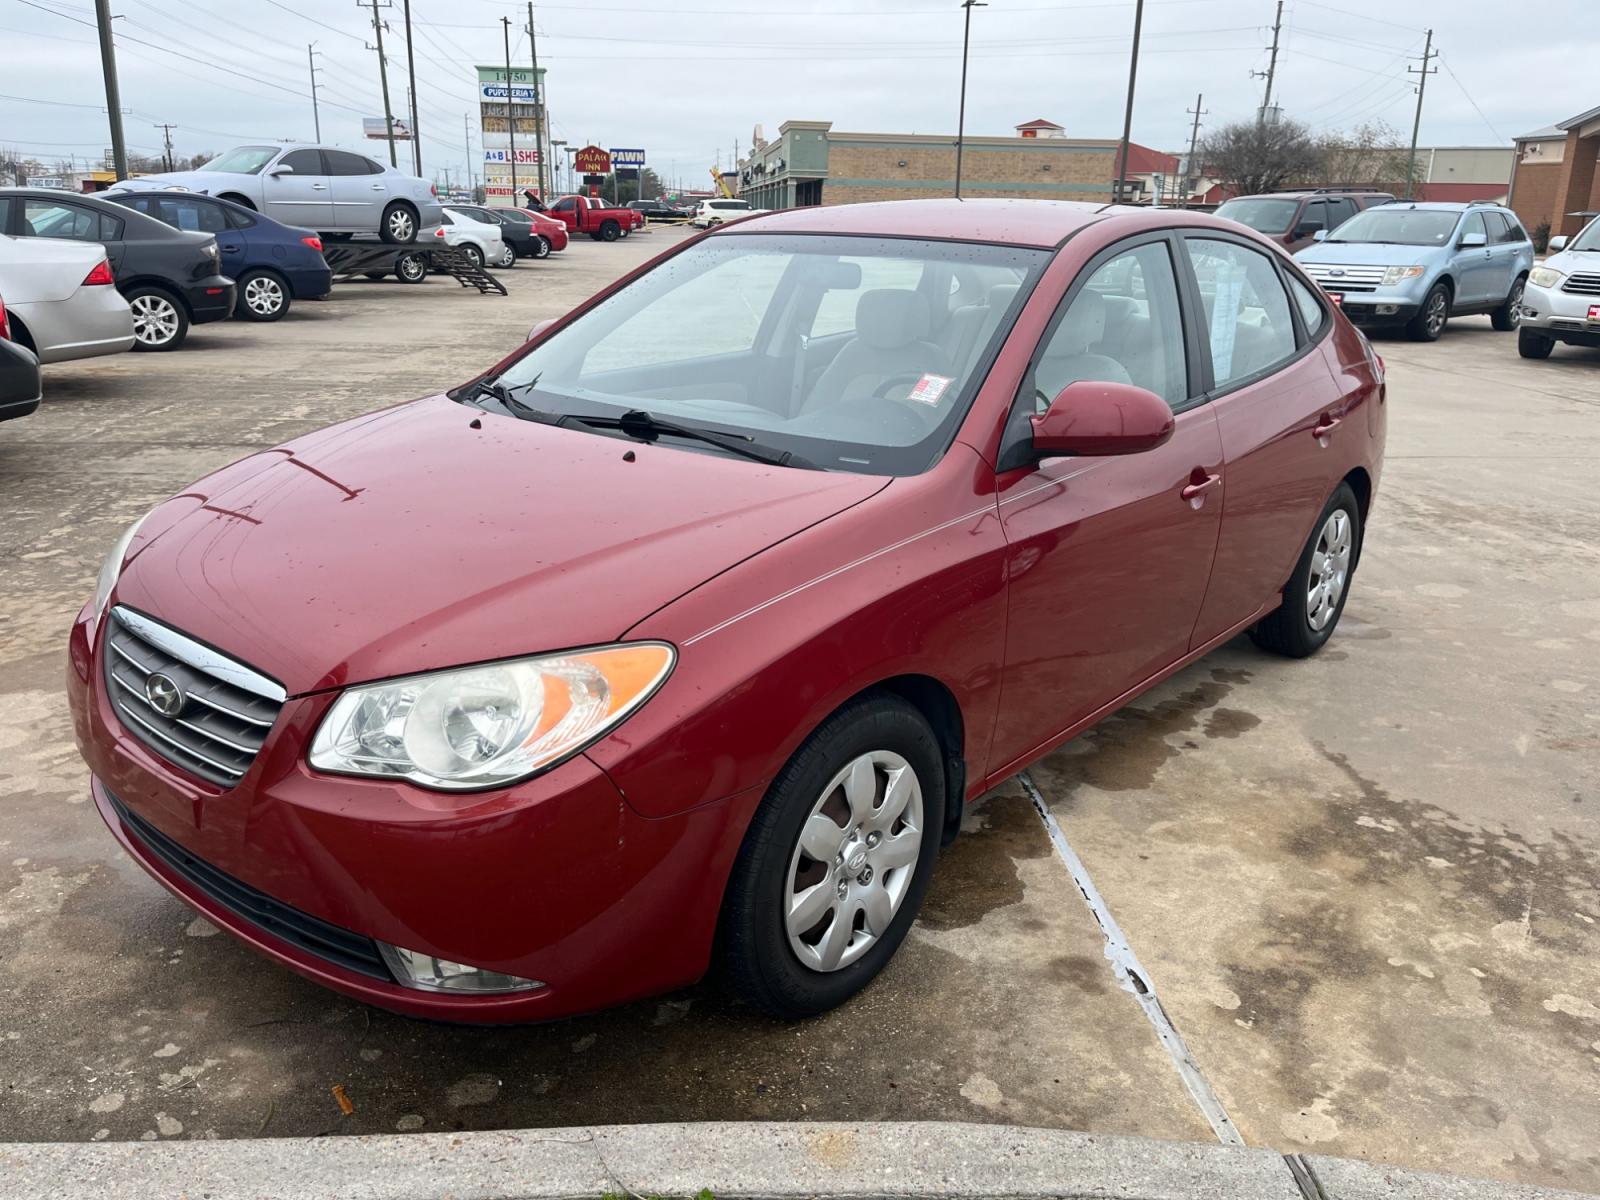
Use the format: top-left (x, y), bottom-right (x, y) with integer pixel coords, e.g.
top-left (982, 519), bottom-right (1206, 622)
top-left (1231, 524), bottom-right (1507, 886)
top-left (224, 206), bottom-right (256, 230)
top-left (1326, 197), bottom-right (1358, 227)
top-left (0, 196), bottom-right (11, 231)
top-left (1185, 238), bottom-right (1298, 390)
top-left (151, 197), bottom-right (227, 234)
top-left (1487, 212), bottom-right (1526, 244)
top-left (1287, 274), bottom-right (1326, 337)
top-left (21, 199), bottom-right (107, 242)
top-left (324, 149), bottom-right (382, 176)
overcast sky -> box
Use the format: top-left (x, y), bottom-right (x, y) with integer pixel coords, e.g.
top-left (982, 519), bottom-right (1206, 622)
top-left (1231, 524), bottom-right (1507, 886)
top-left (2, 0), bottom-right (1595, 189)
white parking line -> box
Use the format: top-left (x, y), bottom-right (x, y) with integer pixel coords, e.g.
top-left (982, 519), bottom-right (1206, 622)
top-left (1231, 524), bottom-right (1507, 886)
top-left (1018, 770), bottom-right (1245, 1147)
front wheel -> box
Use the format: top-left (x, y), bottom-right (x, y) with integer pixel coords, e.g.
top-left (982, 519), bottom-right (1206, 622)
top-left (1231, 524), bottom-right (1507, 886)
top-left (1405, 283), bottom-right (1449, 341)
top-left (1249, 482), bottom-right (1362, 658)
top-left (235, 269), bottom-right (290, 322)
top-left (379, 202), bottom-right (418, 245)
top-left (1518, 328), bottom-right (1555, 359)
top-left (396, 253), bottom-right (427, 284)
top-left (720, 694), bottom-right (943, 1020)
top-left (127, 287), bottom-right (189, 351)
top-left (1491, 274), bottom-right (1526, 331)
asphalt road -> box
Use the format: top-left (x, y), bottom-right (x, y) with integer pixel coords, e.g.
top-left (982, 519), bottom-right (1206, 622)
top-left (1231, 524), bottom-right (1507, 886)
top-left (0, 225), bottom-right (1595, 1192)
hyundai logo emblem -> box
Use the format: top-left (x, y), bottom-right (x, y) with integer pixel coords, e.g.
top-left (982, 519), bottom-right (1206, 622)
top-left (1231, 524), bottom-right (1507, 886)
top-left (145, 672), bottom-right (185, 718)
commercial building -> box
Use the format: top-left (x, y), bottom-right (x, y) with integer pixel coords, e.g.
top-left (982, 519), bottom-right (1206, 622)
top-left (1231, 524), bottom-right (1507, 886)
top-left (1508, 106), bottom-right (1600, 237)
top-left (476, 65), bottom-right (548, 207)
top-left (738, 119), bottom-right (1168, 210)
top-left (1410, 146), bottom-right (1513, 203)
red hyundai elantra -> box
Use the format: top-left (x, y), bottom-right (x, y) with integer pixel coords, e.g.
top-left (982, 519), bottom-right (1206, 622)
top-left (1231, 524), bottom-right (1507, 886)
top-left (70, 199), bottom-right (1384, 1021)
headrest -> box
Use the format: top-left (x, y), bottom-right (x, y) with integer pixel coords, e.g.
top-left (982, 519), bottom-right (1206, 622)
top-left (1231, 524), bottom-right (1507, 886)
top-left (855, 289), bottom-right (931, 350)
top-left (985, 283), bottom-right (1020, 311)
top-left (1051, 289), bottom-right (1106, 356)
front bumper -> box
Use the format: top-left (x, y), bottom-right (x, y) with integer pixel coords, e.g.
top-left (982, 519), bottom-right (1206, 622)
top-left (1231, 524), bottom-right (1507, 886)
top-left (1520, 281), bottom-right (1600, 344)
top-left (182, 275), bottom-right (237, 325)
top-left (1320, 288), bottom-right (1424, 328)
top-left (68, 605), bottom-right (757, 1022)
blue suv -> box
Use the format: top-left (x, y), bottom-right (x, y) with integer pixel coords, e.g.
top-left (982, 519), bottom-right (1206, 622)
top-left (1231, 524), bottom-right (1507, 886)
top-left (1294, 201), bottom-right (1533, 341)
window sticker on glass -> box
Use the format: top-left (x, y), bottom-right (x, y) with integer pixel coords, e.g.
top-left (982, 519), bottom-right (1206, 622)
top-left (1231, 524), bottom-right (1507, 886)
top-left (907, 374), bottom-right (953, 406)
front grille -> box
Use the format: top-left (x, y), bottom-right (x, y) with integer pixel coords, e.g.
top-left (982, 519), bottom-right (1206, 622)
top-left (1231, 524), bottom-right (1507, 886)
top-left (103, 607), bottom-right (285, 788)
top-left (1560, 271), bottom-right (1600, 296)
top-left (1303, 263), bottom-right (1387, 294)
top-left (109, 791), bottom-right (391, 980)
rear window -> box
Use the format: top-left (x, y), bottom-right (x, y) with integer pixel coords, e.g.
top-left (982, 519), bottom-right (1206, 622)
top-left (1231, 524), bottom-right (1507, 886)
top-left (1214, 197), bottom-right (1300, 235)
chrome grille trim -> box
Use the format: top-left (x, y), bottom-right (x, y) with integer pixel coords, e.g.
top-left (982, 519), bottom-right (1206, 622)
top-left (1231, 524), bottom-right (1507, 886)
top-left (1559, 272), bottom-right (1600, 296)
top-left (1302, 263), bottom-right (1388, 294)
top-left (103, 606), bottom-right (285, 788)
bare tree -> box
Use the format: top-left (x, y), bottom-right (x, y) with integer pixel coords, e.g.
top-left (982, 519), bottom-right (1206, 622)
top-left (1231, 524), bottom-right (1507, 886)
top-left (1315, 121), bottom-right (1415, 192)
top-left (1198, 117), bottom-right (1321, 197)
top-left (0, 148), bottom-right (28, 186)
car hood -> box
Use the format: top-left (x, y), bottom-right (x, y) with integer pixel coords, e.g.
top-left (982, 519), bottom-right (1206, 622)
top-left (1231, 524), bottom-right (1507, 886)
top-left (1294, 241), bottom-right (1439, 267)
top-left (114, 396), bottom-right (889, 696)
top-left (1541, 249), bottom-right (1599, 277)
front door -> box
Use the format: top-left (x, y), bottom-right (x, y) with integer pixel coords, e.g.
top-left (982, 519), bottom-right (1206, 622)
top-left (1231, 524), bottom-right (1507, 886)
top-left (261, 148), bottom-right (333, 230)
top-left (1453, 212), bottom-right (1497, 306)
top-left (324, 149), bottom-right (386, 233)
top-left (990, 235), bottom-right (1224, 771)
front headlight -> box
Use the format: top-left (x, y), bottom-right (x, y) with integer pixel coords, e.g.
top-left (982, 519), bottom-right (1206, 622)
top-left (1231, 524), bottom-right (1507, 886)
top-left (91, 513), bottom-right (150, 623)
top-left (1381, 265), bottom-right (1426, 287)
top-left (308, 643), bottom-right (675, 790)
top-left (1529, 266), bottom-right (1564, 288)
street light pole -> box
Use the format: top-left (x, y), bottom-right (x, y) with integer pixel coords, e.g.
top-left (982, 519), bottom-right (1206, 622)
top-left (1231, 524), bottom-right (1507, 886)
top-left (361, 0), bottom-right (398, 167)
top-left (528, 1), bottom-right (546, 203)
top-left (93, 0), bottom-right (128, 180)
top-left (402, 0), bottom-right (422, 175)
top-left (1114, 0), bottom-right (1145, 204)
top-left (953, 0), bottom-right (986, 199)
top-left (307, 43), bottom-right (322, 141)
top-left (502, 17), bottom-right (518, 204)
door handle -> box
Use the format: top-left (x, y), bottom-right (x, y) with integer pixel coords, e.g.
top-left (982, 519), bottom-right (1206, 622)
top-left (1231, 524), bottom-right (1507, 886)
top-left (1313, 414), bottom-right (1343, 439)
top-left (371, 184), bottom-right (385, 191)
top-left (311, 184), bottom-right (328, 190)
top-left (1181, 472), bottom-right (1222, 502)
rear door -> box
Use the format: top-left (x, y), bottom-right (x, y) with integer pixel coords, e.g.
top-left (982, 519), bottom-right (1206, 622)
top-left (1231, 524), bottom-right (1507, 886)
top-left (1482, 212), bottom-right (1524, 303)
top-left (325, 149), bottom-right (386, 233)
top-left (139, 196), bottom-right (239, 277)
top-left (1183, 233), bottom-right (1349, 645)
top-left (261, 148), bottom-right (333, 229)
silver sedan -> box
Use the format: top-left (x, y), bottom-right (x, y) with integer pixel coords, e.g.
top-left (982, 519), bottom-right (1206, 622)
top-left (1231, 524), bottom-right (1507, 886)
top-left (0, 233), bottom-right (134, 364)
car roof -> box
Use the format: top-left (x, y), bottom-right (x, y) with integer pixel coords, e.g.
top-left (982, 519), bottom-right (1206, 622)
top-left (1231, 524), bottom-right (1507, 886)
top-left (1376, 201), bottom-right (1499, 213)
top-left (717, 198), bottom-right (1113, 248)
top-left (1228, 189), bottom-right (1391, 200)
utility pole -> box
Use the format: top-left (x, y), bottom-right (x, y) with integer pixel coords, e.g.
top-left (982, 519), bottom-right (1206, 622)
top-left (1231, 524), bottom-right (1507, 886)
top-left (93, 0), bottom-right (128, 180)
top-left (464, 112), bottom-right (475, 196)
top-left (502, 16), bottom-right (518, 204)
top-left (154, 123), bottom-right (175, 171)
top-left (1405, 29), bottom-right (1437, 201)
top-left (1183, 93), bottom-right (1207, 208)
top-left (402, 0), bottom-right (421, 175)
top-left (307, 43), bottom-right (322, 141)
top-left (1251, 0), bottom-right (1284, 126)
top-left (527, 1), bottom-right (546, 203)
top-left (954, 0), bottom-right (986, 198)
top-left (1114, 0), bottom-right (1145, 204)
top-left (361, 0), bottom-right (398, 167)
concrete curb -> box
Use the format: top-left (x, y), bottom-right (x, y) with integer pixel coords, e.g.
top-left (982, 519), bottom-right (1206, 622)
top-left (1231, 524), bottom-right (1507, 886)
top-left (1, 1122), bottom-right (1594, 1200)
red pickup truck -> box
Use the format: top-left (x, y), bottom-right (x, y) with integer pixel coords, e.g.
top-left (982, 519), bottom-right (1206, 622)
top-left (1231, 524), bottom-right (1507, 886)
top-left (545, 195), bottom-right (644, 242)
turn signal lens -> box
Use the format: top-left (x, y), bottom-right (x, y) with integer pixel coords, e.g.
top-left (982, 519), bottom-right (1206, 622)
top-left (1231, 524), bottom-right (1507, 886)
top-left (82, 261), bottom-right (115, 286)
top-left (301, 235), bottom-right (324, 252)
top-left (1379, 265), bottom-right (1426, 287)
top-left (308, 643), bottom-right (676, 790)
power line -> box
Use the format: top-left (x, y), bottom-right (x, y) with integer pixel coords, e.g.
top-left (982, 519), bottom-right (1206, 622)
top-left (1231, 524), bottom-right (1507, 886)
top-left (1438, 53), bottom-right (1504, 143)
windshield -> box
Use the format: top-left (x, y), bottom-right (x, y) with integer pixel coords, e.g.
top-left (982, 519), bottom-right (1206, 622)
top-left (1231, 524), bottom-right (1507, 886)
top-left (1215, 197), bottom-right (1300, 234)
top-left (472, 232), bottom-right (1048, 475)
top-left (1570, 218), bottom-right (1600, 252)
top-left (197, 146), bottom-right (281, 175)
top-left (1327, 208), bottom-right (1459, 246)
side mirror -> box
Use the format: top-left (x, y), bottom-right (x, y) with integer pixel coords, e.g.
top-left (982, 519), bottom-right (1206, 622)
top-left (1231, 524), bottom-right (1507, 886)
top-left (1459, 230), bottom-right (1487, 248)
top-left (1547, 235), bottom-right (1568, 252)
top-left (1294, 224), bottom-right (1320, 240)
top-left (268, 163), bottom-right (294, 177)
top-left (1031, 380), bottom-right (1175, 458)
top-left (526, 317), bottom-right (557, 342)
top-left (1311, 229), bottom-right (1329, 242)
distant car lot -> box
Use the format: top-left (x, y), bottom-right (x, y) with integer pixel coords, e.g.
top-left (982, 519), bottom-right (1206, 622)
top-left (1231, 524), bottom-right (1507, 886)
top-left (0, 227), bottom-right (1596, 1195)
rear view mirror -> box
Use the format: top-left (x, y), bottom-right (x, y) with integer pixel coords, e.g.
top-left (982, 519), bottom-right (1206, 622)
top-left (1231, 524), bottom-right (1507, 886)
top-left (821, 261), bottom-right (862, 290)
top-left (1548, 235), bottom-right (1569, 252)
top-left (526, 317), bottom-right (557, 342)
top-left (1460, 230), bottom-right (1487, 248)
top-left (268, 164), bottom-right (294, 177)
top-left (1031, 380), bottom-right (1175, 458)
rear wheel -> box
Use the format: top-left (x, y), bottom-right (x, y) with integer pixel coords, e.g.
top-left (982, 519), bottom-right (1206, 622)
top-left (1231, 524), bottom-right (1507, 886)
top-left (720, 694), bottom-right (943, 1019)
top-left (1518, 328), bottom-right (1555, 359)
top-left (396, 253), bottom-right (427, 283)
top-left (235, 269), bottom-right (289, 321)
top-left (495, 243), bottom-right (517, 269)
top-left (1491, 274), bottom-right (1526, 331)
top-left (460, 243), bottom-right (485, 270)
top-left (531, 235), bottom-right (551, 259)
top-left (1249, 482), bottom-right (1361, 658)
top-left (1405, 283), bottom-right (1450, 341)
top-left (380, 202), bottom-right (418, 245)
top-left (127, 286), bottom-right (188, 351)
top-left (600, 220), bottom-right (620, 242)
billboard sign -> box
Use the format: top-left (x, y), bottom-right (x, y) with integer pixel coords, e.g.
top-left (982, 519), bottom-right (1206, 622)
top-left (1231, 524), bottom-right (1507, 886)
top-left (363, 117), bottom-right (413, 140)
top-left (30, 176), bottom-right (67, 190)
top-left (484, 148), bottom-right (540, 165)
top-left (479, 83), bottom-right (538, 104)
top-left (573, 145), bottom-right (610, 174)
top-left (609, 148), bottom-right (645, 168)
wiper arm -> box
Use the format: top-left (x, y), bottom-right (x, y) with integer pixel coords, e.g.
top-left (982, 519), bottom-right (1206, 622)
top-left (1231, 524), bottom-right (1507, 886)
top-left (463, 377), bottom-right (557, 424)
top-left (563, 409), bottom-right (817, 469)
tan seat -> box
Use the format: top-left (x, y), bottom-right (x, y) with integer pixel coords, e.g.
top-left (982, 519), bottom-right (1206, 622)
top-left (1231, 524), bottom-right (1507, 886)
top-left (945, 283), bottom-right (1021, 375)
top-left (1033, 290), bottom-right (1132, 408)
top-left (803, 290), bottom-right (949, 414)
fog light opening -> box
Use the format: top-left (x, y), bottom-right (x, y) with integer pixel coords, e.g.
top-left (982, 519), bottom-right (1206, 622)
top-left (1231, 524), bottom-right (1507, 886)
top-left (378, 943), bottom-right (546, 994)
top-left (1375, 304), bottom-right (1399, 316)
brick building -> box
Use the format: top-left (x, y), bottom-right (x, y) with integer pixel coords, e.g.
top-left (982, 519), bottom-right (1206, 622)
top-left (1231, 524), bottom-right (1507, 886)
top-left (738, 119), bottom-right (1167, 209)
top-left (1507, 106), bottom-right (1600, 238)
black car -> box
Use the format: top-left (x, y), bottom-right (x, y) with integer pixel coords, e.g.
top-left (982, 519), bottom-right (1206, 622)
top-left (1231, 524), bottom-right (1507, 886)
top-left (444, 205), bottom-right (541, 266)
top-left (627, 200), bottom-right (684, 221)
top-left (0, 189), bottom-right (235, 351)
top-left (1, 335), bottom-right (43, 425)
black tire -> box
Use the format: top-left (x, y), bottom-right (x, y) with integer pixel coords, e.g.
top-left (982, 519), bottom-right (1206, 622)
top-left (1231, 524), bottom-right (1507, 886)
top-left (1249, 482), bottom-right (1362, 659)
top-left (234, 269), bottom-right (290, 322)
top-left (396, 253), bottom-right (427, 284)
top-left (126, 286), bottom-right (189, 352)
top-left (599, 220), bottom-right (620, 242)
top-left (720, 693), bottom-right (944, 1020)
top-left (460, 243), bottom-right (485, 270)
top-left (495, 243), bottom-right (517, 269)
top-left (532, 235), bottom-right (551, 259)
top-left (1491, 274), bottom-right (1526, 332)
top-left (362, 270), bottom-right (388, 281)
top-left (380, 201), bottom-right (419, 245)
top-left (1405, 282), bottom-right (1450, 342)
top-left (1518, 328), bottom-right (1555, 359)
top-left (588, 232), bottom-right (602, 241)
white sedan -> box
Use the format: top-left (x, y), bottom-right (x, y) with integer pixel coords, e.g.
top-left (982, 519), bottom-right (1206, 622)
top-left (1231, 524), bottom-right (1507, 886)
top-left (0, 234), bottom-right (134, 363)
top-left (432, 209), bottom-right (507, 271)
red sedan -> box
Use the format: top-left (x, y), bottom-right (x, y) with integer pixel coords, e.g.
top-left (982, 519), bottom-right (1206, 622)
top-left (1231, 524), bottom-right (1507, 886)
top-left (69, 199), bottom-right (1384, 1021)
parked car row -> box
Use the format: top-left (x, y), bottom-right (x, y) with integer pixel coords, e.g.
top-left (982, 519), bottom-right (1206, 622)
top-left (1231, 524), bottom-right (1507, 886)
top-left (442, 205), bottom-right (569, 269)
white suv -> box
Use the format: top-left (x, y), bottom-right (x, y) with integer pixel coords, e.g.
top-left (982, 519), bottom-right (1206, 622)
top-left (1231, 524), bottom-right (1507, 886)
top-left (691, 198), bottom-right (754, 229)
top-left (1519, 216), bottom-right (1600, 360)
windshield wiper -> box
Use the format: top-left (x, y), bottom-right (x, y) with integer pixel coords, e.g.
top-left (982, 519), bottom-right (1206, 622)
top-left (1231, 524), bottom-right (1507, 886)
top-left (462, 377), bottom-right (557, 424)
top-left (562, 409), bottom-right (817, 469)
